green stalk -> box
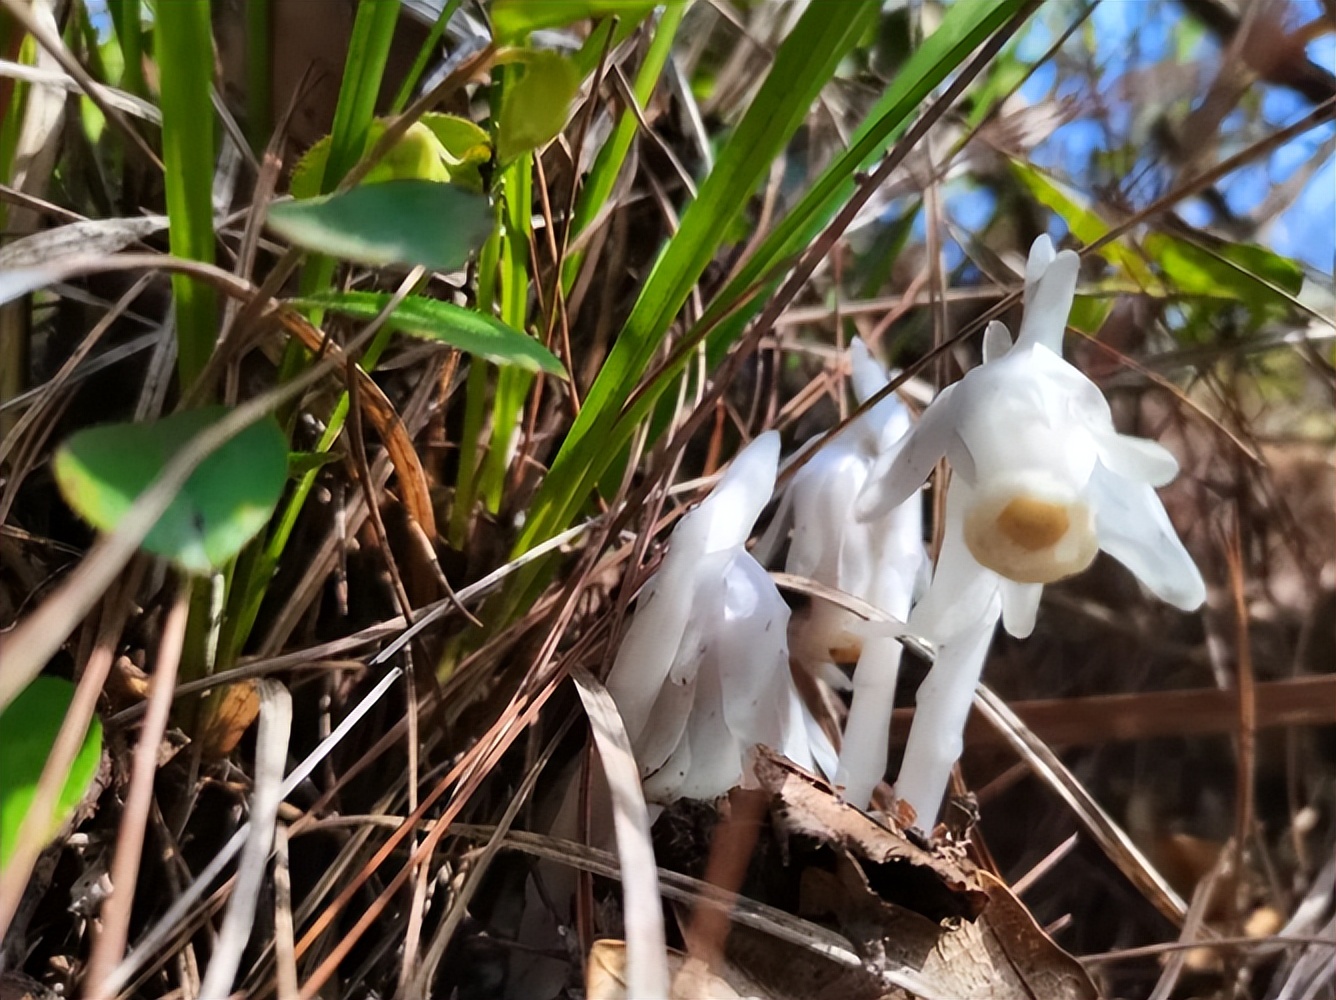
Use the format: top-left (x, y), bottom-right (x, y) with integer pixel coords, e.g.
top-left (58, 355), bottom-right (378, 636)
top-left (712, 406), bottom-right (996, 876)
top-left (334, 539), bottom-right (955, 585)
top-left (223, 0), bottom-right (402, 661)
top-left (155, 0), bottom-right (217, 392)
top-left (320, 0), bottom-right (401, 193)
top-left (245, 0), bottom-right (271, 151)
top-left (220, 330), bottom-right (396, 661)
top-left (561, 1), bottom-right (686, 292)
top-left (447, 219), bottom-right (502, 549)
top-left (391, 0), bottom-right (462, 114)
top-left (476, 153), bottom-right (532, 511)
top-left (108, 0), bottom-right (145, 97)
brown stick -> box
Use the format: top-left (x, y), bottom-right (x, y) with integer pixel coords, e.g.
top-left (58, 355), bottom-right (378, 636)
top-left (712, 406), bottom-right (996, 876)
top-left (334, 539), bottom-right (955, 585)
top-left (886, 675), bottom-right (1336, 749)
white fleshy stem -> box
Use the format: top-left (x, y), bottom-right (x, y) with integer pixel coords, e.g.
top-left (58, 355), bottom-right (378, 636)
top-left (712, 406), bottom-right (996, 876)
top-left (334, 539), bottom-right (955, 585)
top-left (836, 633), bottom-right (906, 808)
top-left (894, 613), bottom-right (997, 830)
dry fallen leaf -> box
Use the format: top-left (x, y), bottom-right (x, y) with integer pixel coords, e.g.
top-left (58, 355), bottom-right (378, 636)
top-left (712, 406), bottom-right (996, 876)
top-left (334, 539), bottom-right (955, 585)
top-left (737, 748), bottom-right (1099, 1000)
top-left (586, 939), bottom-right (752, 1000)
top-left (195, 680), bottom-right (260, 757)
top-left (753, 747), bottom-right (987, 921)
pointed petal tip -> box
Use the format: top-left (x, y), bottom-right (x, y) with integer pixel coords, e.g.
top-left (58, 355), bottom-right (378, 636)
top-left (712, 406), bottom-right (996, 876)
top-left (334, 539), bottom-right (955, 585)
top-left (982, 320), bottom-right (1013, 364)
top-left (1029, 234), bottom-right (1056, 268)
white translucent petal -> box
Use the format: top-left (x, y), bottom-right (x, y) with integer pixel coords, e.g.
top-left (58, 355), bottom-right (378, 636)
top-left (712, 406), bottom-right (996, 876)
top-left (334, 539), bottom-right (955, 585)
top-left (1089, 463), bottom-right (1206, 611)
top-left (999, 579), bottom-right (1043, 638)
top-left (849, 337), bottom-right (886, 404)
top-left (856, 382), bottom-right (961, 521)
top-left (715, 554), bottom-right (791, 742)
top-left (1095, 432), bottom-right (1179, 487)
top-left (641, 730), bottom-right (693, 802)
top-left (693, 430), bottom-right (780, 553)
top-left (981, 320), bottom-right (1013, 363)
top-left (1024, 234), bottom-right (1057, 309)
top-left (605, 572), bottom-right (690, 744)
top-left (1016, 246), bottom-right (1079, 354)
top-left (787, 445), bottom-right (866, 581)
top-left (673, 661), bottom-right (748, 801)
top-left (950, 355), bottom-right (1098, 492)
top-left (894, 614), bottom-right (997, 830)
top-left (632, 662), bottom-right (697, 776)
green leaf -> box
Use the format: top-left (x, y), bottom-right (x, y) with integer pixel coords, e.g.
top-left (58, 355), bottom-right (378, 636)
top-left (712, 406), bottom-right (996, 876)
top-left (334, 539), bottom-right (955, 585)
top-left (490, 0), bottom-right (656, 43)
top-left (268, 180), bottom-right (492, 270)
top-left (1069, 295), bottom-right (1114, 335)
top-left (514, 1), bottom-right (881, 554)
top-left (1146, 233), bottom-right (1304, 309)
top-left (54, 407), bottom-right (289, 575)
top-left (495, 51), bottom-right (581, 164)
top-left (290, 116), bottom-right (491, 200)
top-left (417, 113), bottom-right (492, 190)
top-left (155, 0), bottom-right (218, 391)
top-left (319, 0), bottom-right (402, 193)
top-left (291, 291), bottom-right (566, 376)
top-left (0, 677), bottom-right (102, 871)
top-left (1009, 160), bottom-right (1158, 286)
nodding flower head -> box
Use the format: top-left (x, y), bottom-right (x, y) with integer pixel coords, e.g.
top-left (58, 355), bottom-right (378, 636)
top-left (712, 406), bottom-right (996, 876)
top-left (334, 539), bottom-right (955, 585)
top-left (856, 236), bottom-right (1205, 638)
top-left (606, 432), bottom-right (835, 803)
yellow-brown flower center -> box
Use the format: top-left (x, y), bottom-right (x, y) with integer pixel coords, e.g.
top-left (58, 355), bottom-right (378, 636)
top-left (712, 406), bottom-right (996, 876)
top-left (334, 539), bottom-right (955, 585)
top-left (996, 497), bottom-right (1071, 552)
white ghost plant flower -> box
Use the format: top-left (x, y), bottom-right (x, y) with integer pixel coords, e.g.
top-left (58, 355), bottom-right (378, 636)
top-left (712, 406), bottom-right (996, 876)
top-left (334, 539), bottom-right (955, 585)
top-left (605, 431), bottom-right (836, 804)
top-left (766, 339), bottom-right (927, 808)
top-left (856, 236), bottom-right (1206, 828)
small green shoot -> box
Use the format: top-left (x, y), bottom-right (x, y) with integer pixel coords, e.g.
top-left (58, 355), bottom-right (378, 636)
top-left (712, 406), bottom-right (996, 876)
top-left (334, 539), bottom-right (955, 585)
top-left (154, 0), bottom-right (218, 393)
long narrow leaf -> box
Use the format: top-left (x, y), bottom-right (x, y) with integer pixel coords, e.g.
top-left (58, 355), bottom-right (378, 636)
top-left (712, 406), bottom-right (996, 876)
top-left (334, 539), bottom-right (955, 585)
top-left (515, 2), bottom-right (878, 553)
top-left (520, 0), bottom-right (1028, 561)
top-left (291, 291), bottom-right (565, 375)
top-left (154, 0), bottom-right (216, 390)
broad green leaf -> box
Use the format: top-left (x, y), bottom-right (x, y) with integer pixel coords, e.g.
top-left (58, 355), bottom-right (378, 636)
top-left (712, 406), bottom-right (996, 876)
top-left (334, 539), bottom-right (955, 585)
top-left (268, 180), bottom-right (491, 270)
top-left (0, 677), bottom-right (102, 870)
top-left (496, 51), bottom-right (581, 164)
top-left (290, 116), bottom-right (491, 199)
top-left (491, 0), bottom-right (656, 42)
top-left (291, 291), bottom-right (566, 375)
top-left (54, 407), bottom-right (289, 575)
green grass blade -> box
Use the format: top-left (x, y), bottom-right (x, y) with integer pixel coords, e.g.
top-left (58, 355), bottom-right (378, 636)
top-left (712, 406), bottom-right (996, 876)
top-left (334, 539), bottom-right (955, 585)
top-left (514, 1), bottom-right (878, 554)
top-left (290, 291), bottom-right (565, 374)
top-left (154, 0), bottom-right (217, 392)
top-left (391, 0), bottom-right (462, 114)
top-left (225, 0), bottom-right (404, 661)
top-left (699, 0), bottom-right (1027, 334)
top-left (562, 1), bottom-right (686, 291)
top-left (319, 0), bottom-right (402, 193)
top-left (108, 0), bottom-right (145, 96)
top-left (245, 0), bottom-right (271, 149)
top-left (476, 153), bottom-right (533, 511)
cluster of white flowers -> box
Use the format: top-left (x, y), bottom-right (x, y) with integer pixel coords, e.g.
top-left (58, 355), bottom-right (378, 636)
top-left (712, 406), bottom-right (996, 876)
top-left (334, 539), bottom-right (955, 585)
top-left (604, 431), bottom-right (836, 803)
top-left (605, 236), bottom-right (1205, 830)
